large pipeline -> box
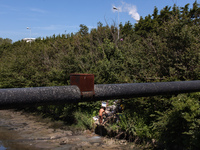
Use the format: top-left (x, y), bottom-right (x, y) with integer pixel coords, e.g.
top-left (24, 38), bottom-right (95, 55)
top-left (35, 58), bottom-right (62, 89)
top-left (94, 80), bottom-right (200, 100)
top-left (0, 80), bottom-right (200, 109)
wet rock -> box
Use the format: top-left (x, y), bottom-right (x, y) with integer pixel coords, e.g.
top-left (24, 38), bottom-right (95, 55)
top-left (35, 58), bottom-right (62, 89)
top-left (119, 140), bottom-right (127, 145)
top-left (104, 138), bottom-right (116, 145)
top-left (50, 135), bottom-right (60, 140)
top-left (93, 143), bottom-right (100, 146)
top-left (64, 130), bottom-right (73, 136)
top-left (49, 132), bottom-right (68, 139)
top-left (83, 129), bottom-right (91, 134)
top-left (47, 128), bottom-right (55, 133)
top-left (35, 137), bottom-right (50, 140)
top-left (130, 144), bottom-right (136, 149)
top-left (77, 141), bottom-right (92, 147)
top-left (59, 141), bottom-right (67, 145)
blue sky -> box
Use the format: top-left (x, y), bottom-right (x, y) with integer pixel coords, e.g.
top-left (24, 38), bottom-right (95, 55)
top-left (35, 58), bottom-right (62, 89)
top-left (0, 0), bottom-right (198, 42)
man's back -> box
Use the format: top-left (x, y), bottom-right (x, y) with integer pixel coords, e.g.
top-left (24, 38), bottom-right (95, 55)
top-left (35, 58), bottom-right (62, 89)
top-left (99, 108), bottom-right (104, 116)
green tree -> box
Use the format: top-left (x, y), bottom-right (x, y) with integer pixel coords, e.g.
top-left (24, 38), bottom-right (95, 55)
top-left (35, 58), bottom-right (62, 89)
top-left (79, 24), bottom-right (89, 36)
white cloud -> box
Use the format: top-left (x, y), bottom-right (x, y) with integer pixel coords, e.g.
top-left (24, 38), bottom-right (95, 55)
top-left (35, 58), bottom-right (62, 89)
top-left (0, 4), bottom-right (18, 11)
top-left (34, 25), bottom-right (65, 30)
top-left (30, 8), bottom-right (47, 13)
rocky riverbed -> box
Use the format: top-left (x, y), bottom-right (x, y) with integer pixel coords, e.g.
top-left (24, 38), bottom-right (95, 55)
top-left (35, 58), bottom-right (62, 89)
top-left (0, 110), bottom-right (140, 150)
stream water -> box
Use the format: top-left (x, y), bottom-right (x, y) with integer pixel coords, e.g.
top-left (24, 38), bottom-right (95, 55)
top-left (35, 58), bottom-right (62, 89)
top-left (0, 110), bottom-right (139, 150)
top-left (0, 126), bottom-right (39, 150)
top-left (0, 124), bottom-right (104, 150)
top-left (0, 122), bottom-right (103, 150)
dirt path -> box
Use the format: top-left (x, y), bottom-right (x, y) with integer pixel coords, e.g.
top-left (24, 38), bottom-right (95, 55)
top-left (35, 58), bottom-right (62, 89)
top-left (0, 110), bottom-right (139, 150)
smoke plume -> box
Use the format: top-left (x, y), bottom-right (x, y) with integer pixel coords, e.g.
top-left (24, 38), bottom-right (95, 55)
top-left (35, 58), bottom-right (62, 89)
top-left (113, 1), bottom-right (140, 21)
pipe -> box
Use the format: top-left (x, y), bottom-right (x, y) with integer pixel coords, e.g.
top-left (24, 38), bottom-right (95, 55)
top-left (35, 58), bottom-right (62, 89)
top-left (94, 80), bottom-right (200, 100)
top-left (0, 85), bottom-right (81, 109)
top-left (0, 80), bottom-right (200, 109)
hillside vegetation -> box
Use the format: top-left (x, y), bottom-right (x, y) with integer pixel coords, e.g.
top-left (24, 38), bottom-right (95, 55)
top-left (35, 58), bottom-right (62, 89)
top-left (0, 2), bottom-right (200, 149)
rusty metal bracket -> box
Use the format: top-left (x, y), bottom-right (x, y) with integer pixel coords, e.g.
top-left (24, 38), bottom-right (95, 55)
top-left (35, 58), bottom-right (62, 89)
top-left (70, 73), bottom-right (95, 99)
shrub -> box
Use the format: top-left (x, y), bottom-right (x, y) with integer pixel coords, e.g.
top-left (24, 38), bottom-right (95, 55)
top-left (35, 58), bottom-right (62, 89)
top-left (153, 94), bottom-right (200, 149)
top-left (73, 111), bottom-right (94, 130)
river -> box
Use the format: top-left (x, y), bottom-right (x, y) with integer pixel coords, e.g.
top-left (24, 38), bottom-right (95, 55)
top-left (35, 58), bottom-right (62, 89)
top-left (0, 110), bottom-right (139, 150)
